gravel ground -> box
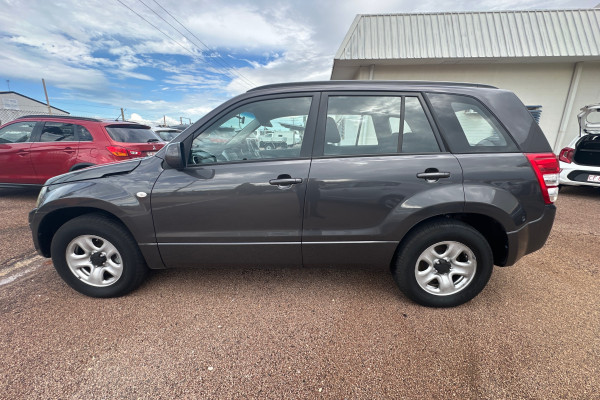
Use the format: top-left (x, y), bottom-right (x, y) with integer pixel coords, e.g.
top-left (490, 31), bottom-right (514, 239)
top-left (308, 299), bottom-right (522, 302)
top-left (0, 186), bottom-right (598, 399)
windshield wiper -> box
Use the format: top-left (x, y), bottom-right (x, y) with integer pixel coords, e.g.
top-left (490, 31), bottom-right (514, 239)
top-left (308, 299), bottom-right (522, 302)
top-left (147, 138), bottom-right (160, 143)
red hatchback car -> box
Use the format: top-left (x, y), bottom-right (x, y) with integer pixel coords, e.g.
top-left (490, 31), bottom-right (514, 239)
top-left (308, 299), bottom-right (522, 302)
top-left (0, 115), bottom-right (164, 186)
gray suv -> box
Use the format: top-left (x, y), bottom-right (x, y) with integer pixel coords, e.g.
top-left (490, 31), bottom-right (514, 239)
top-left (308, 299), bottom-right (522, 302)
top-left (29, 81), bottom-right (559, 307)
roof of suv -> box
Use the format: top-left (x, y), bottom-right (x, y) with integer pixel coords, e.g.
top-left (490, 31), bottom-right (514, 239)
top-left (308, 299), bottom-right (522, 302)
top-left (248, 80), bottom-right (498, 93)
top-left (15, 115), bottom-right (150, 127)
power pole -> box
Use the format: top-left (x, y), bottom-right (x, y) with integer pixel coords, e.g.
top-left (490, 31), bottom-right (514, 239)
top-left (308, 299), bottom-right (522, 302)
top-left (120, 108), bottom-right (125, 121)
top-left (42, 79), bottom-right (52, 115)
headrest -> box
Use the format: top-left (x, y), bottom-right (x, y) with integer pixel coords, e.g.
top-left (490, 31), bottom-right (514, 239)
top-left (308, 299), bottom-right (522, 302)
top-left (325, 117), bottom-right (341, 144)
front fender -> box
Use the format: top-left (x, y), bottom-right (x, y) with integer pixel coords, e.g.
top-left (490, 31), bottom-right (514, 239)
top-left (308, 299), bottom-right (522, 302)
top-left (31, 157), bottom-right (165, 269)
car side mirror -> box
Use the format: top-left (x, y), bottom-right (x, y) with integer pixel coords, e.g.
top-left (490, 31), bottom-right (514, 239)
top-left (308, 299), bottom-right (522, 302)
top-left (164, 142), bottom-right (186, 170)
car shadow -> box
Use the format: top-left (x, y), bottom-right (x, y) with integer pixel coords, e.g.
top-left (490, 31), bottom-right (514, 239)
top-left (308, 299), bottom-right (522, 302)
top-left (559, 185), bottom-right (600, 199)
top-left (0, 187), bottom-right (41, 198)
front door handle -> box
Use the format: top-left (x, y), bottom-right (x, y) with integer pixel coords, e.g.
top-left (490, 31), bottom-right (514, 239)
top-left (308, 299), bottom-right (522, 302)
top-left (417, 169), bottom-right (450, 182)
top-left (269, 178), bottom-right (303, 185)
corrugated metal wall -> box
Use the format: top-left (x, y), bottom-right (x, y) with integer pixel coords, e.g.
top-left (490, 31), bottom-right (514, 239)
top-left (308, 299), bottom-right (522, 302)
top-left (336, 10), bottom-right (600, 61)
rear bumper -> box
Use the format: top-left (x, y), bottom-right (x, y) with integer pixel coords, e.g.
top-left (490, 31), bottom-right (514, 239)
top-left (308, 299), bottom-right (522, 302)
top-left (559, 162), bottom-right (600, 187)
top-left (504, 204), bottom-right (556, 266)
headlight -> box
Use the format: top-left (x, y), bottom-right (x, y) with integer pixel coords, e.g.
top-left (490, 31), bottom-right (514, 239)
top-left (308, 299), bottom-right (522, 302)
top-left (35, 186), bottom-right (48, 208)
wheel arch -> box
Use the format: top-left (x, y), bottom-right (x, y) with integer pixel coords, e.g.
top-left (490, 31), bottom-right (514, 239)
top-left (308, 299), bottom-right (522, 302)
top-left (37, 207), bottom-right (133, 258)
top-left (391, 213), bottom-right (509, 270)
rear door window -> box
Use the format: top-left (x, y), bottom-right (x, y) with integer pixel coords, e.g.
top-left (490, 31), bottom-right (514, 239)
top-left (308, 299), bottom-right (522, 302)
top-left (105, 125), bottom-right (161, 143)
top-left (426, 93), bottom-right (518, 153)
top-left (323, 95), bottom-right (440, 156)
top-left (40, 122), bottom-right (77, 142)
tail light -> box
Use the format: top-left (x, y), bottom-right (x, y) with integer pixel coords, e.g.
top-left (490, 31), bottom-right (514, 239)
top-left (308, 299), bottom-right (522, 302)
top-left (526, 153), bottom-right (560, 204)
top-left (106, 146), bottom-right (142, 157)
top-left (558, 147), bottom-right (574, 164)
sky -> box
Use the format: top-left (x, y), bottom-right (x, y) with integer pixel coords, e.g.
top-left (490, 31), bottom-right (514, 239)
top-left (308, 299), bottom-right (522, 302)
top-left (0, 0), bottom-right (598, 126)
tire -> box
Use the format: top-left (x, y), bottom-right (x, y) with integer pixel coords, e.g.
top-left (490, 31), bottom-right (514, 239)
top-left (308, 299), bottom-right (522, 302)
top-left (50, 214), bottom-right (148, 297)
top-left (265, 144), bottom-right (274, 150)
top-left (392, 220), bottom-right (493, 307)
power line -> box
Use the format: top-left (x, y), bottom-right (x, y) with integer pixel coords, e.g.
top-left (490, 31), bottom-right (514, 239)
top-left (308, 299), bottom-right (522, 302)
top-left (147, 0), bottom-right (256, 88)
top-left (115, 0), bottom-right (201, 59)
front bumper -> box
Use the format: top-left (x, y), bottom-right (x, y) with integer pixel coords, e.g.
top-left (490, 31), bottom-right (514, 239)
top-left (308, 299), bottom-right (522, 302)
top-left (504, 204), bottom-right (556, 266)
top-left (28, 207), bottom-right (45, 256)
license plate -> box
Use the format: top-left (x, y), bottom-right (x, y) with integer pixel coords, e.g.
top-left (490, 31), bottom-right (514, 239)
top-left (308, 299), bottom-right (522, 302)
top-left (587, 174), bottom-right (600, 183)
top-left (146, 152), bottom-right (157, 157)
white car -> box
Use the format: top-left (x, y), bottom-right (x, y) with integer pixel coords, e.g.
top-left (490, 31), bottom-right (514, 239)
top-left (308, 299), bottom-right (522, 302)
top-left (558, 104), bottom-right (600, 188)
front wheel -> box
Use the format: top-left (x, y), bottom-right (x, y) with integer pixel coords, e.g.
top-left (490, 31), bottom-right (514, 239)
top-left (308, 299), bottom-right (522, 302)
top-left (392, 220), bottom-right (493, 307)
top-left (50, 214), bottom-right (148, 297)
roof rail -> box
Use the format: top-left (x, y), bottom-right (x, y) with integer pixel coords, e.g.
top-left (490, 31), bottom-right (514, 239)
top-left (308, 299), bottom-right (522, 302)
top-left (16, 115), bottom-right (103, 122)
top-left (248, 80), bottom-right (498, 92)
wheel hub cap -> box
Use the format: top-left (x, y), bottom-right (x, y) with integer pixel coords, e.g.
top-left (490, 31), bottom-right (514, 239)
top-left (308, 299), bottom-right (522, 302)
top-left (90, 252), bottom-right (107, 267)
top-left (65, 235), bottom-right (123, 287)
top-left (414, 241), bottom-right (477, 296)
top-left (433, 258), bottom-right (452, 274)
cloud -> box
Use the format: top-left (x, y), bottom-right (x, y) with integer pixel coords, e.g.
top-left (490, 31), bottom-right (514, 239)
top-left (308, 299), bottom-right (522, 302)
top-left (1, 0), bottom-right (597, 123)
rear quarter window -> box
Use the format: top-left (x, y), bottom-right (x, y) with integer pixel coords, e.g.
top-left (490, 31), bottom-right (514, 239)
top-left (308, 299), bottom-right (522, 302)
top-left (426, 93), bottom-right (519, 153)
top-left (104, 125), bottom-right (161, 143)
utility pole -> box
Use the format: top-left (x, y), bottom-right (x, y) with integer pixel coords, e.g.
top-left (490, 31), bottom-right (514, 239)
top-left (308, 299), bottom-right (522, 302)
top-left (42, 79), bottom-right (52, 115)
top-left (120, 108), bottom-right (125, 121)
top-left (180, 117), bottom-right (183, 124)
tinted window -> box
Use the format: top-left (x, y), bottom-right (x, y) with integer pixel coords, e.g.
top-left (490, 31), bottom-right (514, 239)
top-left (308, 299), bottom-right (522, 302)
top-left (0, 121), bottom-right (35, 143)
top-left (324, 96), bottom-right (439, 156)
top-left (426, 93), bottom-right (518, 153)
top-left (189, 97), bottom-right (311, 164)
top-left (77, 125), bottom-right (93, 141)
top-left (105, 125), bottom-right (161, 143)
top-left (40, 122), bottom-right (76, 142)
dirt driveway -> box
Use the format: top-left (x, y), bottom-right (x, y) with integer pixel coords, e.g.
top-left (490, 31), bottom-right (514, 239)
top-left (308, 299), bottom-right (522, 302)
top-left (0, 186), bottom-right (598, 399)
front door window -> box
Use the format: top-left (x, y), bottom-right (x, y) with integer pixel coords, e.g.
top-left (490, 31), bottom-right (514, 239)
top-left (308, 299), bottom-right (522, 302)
top-left (189, 97), bottom-right (312, 164)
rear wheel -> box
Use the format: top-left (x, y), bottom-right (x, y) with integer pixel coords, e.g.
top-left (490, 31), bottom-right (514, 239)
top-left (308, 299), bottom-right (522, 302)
top-left (393, 220), bottom-right (493, 307)
top-left (50, 214), bottom-right (148, 297)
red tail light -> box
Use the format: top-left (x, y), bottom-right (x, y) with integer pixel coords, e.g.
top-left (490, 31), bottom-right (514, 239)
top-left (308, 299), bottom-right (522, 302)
top-left (106, 146), bottom-right (129, 157)
top-left (558, 147), bottom-right (574, 164)
top-left (526, 153), bottom-right (560, 204)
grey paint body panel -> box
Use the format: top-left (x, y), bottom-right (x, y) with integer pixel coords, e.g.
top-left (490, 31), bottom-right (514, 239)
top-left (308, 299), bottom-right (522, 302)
top-left (151, 159), bottom-right (310, 268)
top-left (302, 154), bottom-right (464, 267)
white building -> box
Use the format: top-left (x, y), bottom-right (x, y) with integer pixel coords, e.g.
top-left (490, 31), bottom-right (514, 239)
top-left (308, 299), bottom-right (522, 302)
top-left (331, 8), bottom-right (600, 151)
top-left (0, 91), bottom-right (69, 125)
